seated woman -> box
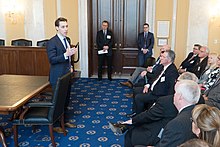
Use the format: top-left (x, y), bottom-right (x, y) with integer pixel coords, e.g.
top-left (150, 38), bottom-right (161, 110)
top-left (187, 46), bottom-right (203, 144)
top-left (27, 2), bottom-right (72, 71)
top-left (198, 53), bottom-right (218, 84)
top-left (191, 104), bottom-right (220, 147)
top-left (199, 54), bottom-right (220, 93)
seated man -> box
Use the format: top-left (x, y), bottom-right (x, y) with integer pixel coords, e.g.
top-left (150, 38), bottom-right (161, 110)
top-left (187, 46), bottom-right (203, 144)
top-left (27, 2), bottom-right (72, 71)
top-left (120, 45), bottom-right (171, 88)
top-left (188, 46), bottom-right (209, 78)
top-left (178, 44), bottom-right (201, 74)
top-left (109, 72), bottom-right (200, 147)
top-left (155, 80), bottom-right (200, 147)
top-left (130, 50), bottom-right (179, 115)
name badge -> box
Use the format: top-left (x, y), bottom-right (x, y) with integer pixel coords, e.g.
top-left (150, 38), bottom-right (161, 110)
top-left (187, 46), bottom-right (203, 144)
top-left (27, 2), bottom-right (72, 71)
top-left (107, 35), bottom-right (111, 39)
top-left (161, 76), bottom-right (165, 82)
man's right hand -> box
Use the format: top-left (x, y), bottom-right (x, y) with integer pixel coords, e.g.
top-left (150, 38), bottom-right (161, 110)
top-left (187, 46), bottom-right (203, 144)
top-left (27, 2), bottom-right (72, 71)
top-left (143, 86), bottom-right (149, 93)
top-left (65, 47), bottom-right (77, 56)
top-left (147, 66), bottom-right (153, 72)
top-left (140, 71), bottom-right (147, 77)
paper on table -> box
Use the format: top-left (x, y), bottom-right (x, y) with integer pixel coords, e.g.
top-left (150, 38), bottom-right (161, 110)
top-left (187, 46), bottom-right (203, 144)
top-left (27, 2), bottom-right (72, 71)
top-left (98, 50), bottom-right (108, 54)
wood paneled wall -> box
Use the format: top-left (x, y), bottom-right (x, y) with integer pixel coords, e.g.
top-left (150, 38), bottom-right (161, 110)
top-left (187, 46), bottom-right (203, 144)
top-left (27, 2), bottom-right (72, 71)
top-left (0, 47), bottom-right (50, 76)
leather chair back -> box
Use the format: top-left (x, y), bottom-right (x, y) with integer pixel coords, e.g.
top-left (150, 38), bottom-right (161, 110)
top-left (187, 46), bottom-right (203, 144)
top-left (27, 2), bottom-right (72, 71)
top-left (11, 39), bottom-right (32, 46)
top-left (0, 39), bottom-right (5, 46)
top-left (37, 39), bottom-right (49, 47)
top-left (48, 72), bottom-right (71, 122)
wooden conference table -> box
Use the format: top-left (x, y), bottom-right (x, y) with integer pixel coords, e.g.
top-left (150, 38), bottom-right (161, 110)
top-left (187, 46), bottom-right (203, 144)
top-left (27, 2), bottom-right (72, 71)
top-left (0, 74), bottom-right (50, 146)
top-left (0, 74), bottom-right (50, 115)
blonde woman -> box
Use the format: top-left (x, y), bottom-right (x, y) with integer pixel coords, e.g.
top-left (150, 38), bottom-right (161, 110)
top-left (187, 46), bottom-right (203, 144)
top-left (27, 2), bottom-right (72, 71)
top-left (198, 53), bottom-right (218, 84)
top-left (191, 104), bottom-right (220, 147)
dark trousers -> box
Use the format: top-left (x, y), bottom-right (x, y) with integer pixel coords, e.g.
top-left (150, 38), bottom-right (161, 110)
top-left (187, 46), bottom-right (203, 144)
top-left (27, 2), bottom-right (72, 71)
top-left (133, 87), bottom-right (158, 114)
top-left (98, 54), bottom-right (112, 79)
top-left (124, 125), bottom-right (161, 147)
top-left (138, 52), bottom-right (152, 67)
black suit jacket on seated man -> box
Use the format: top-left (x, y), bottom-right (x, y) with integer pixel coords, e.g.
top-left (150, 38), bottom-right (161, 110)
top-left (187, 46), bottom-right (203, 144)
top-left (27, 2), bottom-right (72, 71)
top-left (124, 95), bottom-right (178, 147)
top-left (155, 105), bottom-right (197, 147)
top-left (133, 63), bottom-right (179, 114)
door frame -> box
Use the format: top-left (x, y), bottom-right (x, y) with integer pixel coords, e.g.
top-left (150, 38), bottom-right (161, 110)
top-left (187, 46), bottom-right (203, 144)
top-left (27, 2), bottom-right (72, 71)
top-left (78, 0), bottom-right (155, 77)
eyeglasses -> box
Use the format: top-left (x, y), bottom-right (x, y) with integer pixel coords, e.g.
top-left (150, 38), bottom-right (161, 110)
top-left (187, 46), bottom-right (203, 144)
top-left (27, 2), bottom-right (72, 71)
top-left (190, 117), bottom-right (194, 122)
top-left (193, 48), bottom-right (198, 50)
top-left (160, 51), bottom-right (165, 53)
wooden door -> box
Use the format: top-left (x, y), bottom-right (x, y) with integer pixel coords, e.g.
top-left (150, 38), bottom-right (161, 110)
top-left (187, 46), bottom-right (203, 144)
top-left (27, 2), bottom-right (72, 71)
top-left (88, 0), bottom-right (147, 77)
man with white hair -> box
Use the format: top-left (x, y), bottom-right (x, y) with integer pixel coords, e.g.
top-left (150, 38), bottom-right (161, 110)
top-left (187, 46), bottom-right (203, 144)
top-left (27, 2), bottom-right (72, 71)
top-left (189, 46), bottom-right (209, 78)
top-left (155, 80), bottom-right (201, 147)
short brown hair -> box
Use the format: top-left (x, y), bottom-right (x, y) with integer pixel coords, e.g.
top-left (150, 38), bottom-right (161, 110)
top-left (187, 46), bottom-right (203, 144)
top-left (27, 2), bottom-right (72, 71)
top-left (55, 17), bottom-right (67, 27)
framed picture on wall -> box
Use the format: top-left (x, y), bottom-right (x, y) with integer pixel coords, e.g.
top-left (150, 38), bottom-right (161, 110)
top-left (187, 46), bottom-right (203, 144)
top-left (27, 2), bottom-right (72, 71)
top-left (157, 38), bottom-right (168, 46)
top-left (157, 21), bottom-right (170, 38)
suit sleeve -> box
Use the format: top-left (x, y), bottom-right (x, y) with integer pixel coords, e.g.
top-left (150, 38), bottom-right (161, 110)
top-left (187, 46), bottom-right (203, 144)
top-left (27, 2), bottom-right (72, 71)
top-left (166, 68), bottom-right (179, 95)
top-left (46, 39), bottom-right (66, 65)
top-left (96, 31), bottom-right (104, 50)
top-left (137, 33), bottom-right (142, 50)
top-left (148, 33), bottom-right (154, 51)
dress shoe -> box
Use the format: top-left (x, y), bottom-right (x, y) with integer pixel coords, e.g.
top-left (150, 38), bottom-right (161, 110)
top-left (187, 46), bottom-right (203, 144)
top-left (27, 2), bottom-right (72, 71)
top-left (108, 77), bottom-right (112, 81)
top-left (126, 112), bottom-right (136, 118)
top-left (65, 122), bottom-right (77, 128)
top-left (53, 127), bottom-right (67, 133)
top-left (108, 122), bottom-right (129, 134)
top-left (120, 81), bottom-right (133, 88)
top-left (125, 93), bottom-right (134, 98)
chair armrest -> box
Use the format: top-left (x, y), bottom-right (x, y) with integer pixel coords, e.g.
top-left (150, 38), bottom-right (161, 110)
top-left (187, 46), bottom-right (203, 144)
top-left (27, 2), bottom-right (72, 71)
top-left (26, 102), bottom-right (54, 107)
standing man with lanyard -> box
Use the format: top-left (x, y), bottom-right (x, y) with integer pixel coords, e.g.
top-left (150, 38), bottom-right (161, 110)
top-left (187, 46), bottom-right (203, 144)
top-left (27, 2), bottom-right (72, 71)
top-left (96, 20), bottom-right (113, 81)
top-left (46, 17), bottom-right (77, 130)
top-left (137, 23), bottom-right (154, 67)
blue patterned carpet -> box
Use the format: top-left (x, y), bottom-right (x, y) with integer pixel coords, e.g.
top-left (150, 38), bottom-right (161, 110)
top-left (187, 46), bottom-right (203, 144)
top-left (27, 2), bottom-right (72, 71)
top-left (0, 78), bottom-right (133, 147)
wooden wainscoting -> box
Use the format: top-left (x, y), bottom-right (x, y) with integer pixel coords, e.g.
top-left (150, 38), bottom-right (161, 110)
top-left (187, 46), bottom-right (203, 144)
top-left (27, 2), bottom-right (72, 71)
top-left (0, 46), bottom-right (50, 76)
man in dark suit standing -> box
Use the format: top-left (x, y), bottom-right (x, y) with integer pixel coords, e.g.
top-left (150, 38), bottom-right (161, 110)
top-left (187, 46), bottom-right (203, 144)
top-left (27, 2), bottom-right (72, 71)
top-left (138, 23), bottom-right (154, 67)
top-left (46, 17), bottom-right (77, 129)
top-left (96, 20), bottom-right (113, 81)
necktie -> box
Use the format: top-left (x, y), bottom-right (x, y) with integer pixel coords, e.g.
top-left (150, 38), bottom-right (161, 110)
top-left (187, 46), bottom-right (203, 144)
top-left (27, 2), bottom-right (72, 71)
top-left (104, 30), bottom-right (107, 41)
top-left (144, 32), bottom-right (147, 48)
top-left (63, 38), bottom-right (71, 69)
top-left (63, 38), bottom-right (68, 49)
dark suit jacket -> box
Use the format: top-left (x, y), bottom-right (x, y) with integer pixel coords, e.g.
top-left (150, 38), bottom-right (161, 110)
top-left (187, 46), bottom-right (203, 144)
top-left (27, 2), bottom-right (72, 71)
top-left (150, 63), bottom-right (179, 96)
top-left (180, 52), bottom-right (198, 71)
top-left (46, 35), bottom-right (71, 86)
top-left (96, 29), bottom-right (113, 56)
top-left (130, 95), bottom-right (178, 145)
top-left (156, 105), bottom-right (196, 147)
top-left (189, 56), bottom-right (208, 78)
top-left (137, 32), bottom-right (154, 56)
top-left (205, 78), bottom-right (220, 109)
